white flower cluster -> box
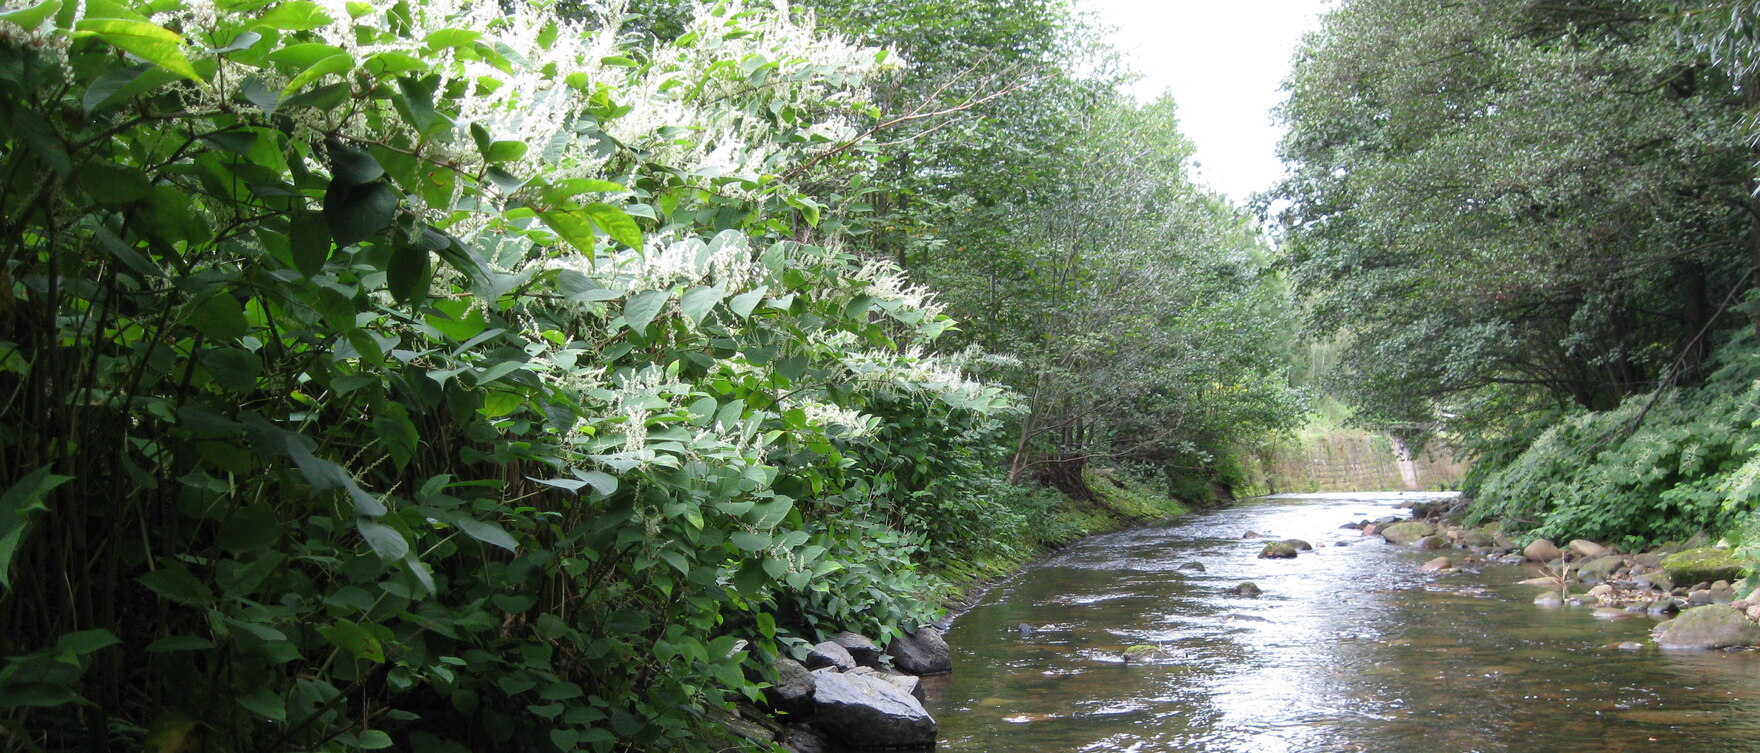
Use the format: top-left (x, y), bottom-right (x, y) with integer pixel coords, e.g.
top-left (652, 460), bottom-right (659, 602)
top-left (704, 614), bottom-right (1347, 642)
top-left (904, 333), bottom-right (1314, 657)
top-left (851, 259), bottom-right (945, 321)
top-left (791, 399), bottom-right (874, 438)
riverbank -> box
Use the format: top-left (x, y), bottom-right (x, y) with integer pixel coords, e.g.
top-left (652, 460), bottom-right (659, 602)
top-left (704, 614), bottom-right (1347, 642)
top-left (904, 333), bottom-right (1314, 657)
top-left (929, 469), bottom-right (1200, 614)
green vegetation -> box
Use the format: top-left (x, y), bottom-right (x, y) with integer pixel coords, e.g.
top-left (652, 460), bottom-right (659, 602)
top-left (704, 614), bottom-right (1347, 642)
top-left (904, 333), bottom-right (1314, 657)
top-left (0, 0), bottom-right (1298, 751)
top-left (1276, 0), bottom-right (1760, 555)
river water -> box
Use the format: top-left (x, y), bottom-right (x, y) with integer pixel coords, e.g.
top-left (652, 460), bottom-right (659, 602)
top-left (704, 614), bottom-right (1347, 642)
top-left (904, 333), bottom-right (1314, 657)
top-left (923, 492), bottom-right (1760, 753)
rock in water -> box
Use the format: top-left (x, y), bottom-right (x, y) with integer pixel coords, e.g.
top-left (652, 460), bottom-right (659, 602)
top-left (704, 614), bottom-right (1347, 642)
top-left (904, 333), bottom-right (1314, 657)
top-left (806, 641), bottom-right (858, 672)
top-left (1177, 561), bottom-right (1207, 572)
top-left (1568, 539), bottom-right (1610, 558)
top-left (1259, 541), bottom-right (1299, 559)
top-left (833, 631), bottom-right (882, 667)
top-left (765, 658), bottom-right (816, 716)
top-left (1653, 605), bottom-right (1760, 649)
top-left (1379, 521), bottom-right (1436, 545)
top-left (810, 672), bottom-right (938, 749)
top-left (1575, 555), bottom-right (1623, 583)
top-left (1524, 538), bottom-right (1562, 563)
top-left (1660, 547), bottom-right (1748, 585)
top-left (887, 627), bottom-right (952, 675)
top-left (1282, 538), bottom-right (1314, 551)
top-left (1420, 556), bottom-right (1452, 572)
top-left (1230, 582), bottom-right (1263, 597)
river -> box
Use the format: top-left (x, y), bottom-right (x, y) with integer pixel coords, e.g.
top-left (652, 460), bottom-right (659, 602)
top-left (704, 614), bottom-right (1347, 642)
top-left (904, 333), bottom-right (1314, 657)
top-left (922, 491), bottom-right (1760, 752)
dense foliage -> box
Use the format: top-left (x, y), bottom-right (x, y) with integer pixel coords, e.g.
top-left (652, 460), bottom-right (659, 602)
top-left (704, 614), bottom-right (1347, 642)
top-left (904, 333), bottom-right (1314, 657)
top-left (1276, 0), bottom-right (1760, 547)
top-left (0, 0), bottom-right (1297, 751)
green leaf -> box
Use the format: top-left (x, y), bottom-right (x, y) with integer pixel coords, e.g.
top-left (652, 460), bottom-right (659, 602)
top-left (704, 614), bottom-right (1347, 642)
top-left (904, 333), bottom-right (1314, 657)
top-left (484, 140), bottom-right (527, 163)
top-left (190, 293), bottom-right (247, 341)
top-left (0, 466), bottom-right (70, 588)
top-left (56, 629), bottom-right (120, 655)
top-left (319, 619), bottom-right (386, 663)
top-left (237, 687), bottom-right (286, 722)
top-left (449, 515), bottom-right (518, 553)
top-left (479, 389), bottom-right (521, 418)
top-left (358, 730), bottom-right (393, 749)
top-left (325, 137), bottom-right (384, 187)
top-left (289, 212), bottom-right (330, 276)
top-left (324, 182), bottom-right (397, 248)
top-left (256, 0), bottom-right (332, 30)
top-left (139, 563), bottom-right (214, 606)
top-left (747, 497), bottom-right (793, 529)
top-left (283, 52), bottom-right (354, 97)
top-left (356, 519), bottom-right (408, 562)
top-left (74, 160), bottom-right (152, 203)
top-left (201, 347), bottom-right (262, 393)
top-left (386, 241), bottom-right (430, 304)
top-left (0, 0), bottom-right (60, 30)
top-left (572, 470), bottom-right (618, 496)
top-left (216, 504), bottom-right (280, 554)
top-left (728, 286), bottom-right (767, 319)
top-left (679, 286), bottom-right (723, 325)
top-left (539, 210), bottom-right (596, 257)
top-left (730, 530), bottom-right (770, 553)
top-left (146, 635), bottom-right (216, 652)
top-left (75, 18), bottom-right (203, 83)
top-left (621, 289), bottom-right (668, 333)
top-left (583, 203), bottom-right (642, 250)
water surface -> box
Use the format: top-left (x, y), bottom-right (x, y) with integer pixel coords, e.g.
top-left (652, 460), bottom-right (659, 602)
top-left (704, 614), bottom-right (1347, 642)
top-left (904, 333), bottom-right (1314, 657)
top-left (926, 492), bottom-right (1760, 753)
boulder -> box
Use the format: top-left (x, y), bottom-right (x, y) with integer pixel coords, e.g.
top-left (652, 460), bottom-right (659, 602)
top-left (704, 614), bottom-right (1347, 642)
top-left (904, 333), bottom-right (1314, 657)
top-left (1420, 556), bottom-right (1452, 572)
top-left (1634, 571), bottom-right (1673, 592)
top-left (832, 631), bottom-right (882, 668)
top-left (1574, 556), bottom-right (1623, 583)
top-left (1177, 561), bottom-right (1206, 572)
top-left (805, 641), bottom-right (858, 672)
top-left (886, 627), bottom-right (951, 675)
top-left (1660, 547), bottom-right (1748, 586)
top-left (1414, 535), bottom-right (1449, 550)
top-left (764, 658), bottom-right (816, 716)
top-left (1258, 541), bottom-right (1299, 559)
top-left (875, 669), bottom-right (922, 701)
top-left (1523, 538), bottom-right (1562, 563)
top-left (1710, 581), bottom-right (1738, 605)
top-left (781, 724), bottom-right (827, 753)
top-left (809, 672), bottom-right (938, 749)
top-left (1379, 521), bottom-right (1436, 545)
top-left (1461, 529), bottom-right (1498, 548)
top-left (1653, 606), bottom-right (1760, 650)
top-left (1281, 539), bottom-right (1314, 551)
top-left (1242, 530), bottom-right (1265, 539)
top-left (1229, 582), bottom-right (1263, 597)
top-left (1567, 539), bottom-right (1609, 558)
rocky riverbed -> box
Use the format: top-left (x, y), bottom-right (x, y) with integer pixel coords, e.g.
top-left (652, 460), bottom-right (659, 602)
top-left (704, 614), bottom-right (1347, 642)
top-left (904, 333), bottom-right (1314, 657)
top-left (1348, 499), bottom-right (1760, 651)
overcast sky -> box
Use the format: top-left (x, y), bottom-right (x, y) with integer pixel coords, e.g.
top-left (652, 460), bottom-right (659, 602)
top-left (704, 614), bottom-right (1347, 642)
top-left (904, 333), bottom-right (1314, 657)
top-left (1078, 0), bottom-right (1334, 204)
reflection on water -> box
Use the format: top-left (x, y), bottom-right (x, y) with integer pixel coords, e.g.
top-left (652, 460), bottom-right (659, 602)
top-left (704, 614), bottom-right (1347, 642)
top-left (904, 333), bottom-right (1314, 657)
top-left (927, 492), bottom-right (1760, 753)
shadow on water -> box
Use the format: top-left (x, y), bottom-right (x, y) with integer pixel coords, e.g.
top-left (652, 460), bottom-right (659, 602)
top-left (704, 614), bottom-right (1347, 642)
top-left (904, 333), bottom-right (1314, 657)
top-left (925, 492), bottom-right (1760, 753)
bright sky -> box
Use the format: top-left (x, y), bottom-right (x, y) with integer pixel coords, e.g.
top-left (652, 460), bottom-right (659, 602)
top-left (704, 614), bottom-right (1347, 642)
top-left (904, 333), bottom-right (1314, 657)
top-left (1078, 0), bottom-right (1334, 204)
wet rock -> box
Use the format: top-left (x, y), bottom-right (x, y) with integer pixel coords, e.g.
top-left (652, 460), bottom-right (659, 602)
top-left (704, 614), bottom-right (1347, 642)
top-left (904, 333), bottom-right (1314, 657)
top-left (1747, 604), bottom-right (1760, 623)
top-left (806, 641), bottom-right (858, 672)
top-left (1014, 623), bottom-right (1035, 638)
top-left (781, 724), bottom-right (827, 753)
top-left (1647, 599), bottom-right (1680, 617)
top-left (1568, 539), bottom-right (1610, 558)
top-left (1259, 541), bottom-right (1300, 559)
top-left (1587, 583), bottom-right (1616, 601)
top-left (765, 658), bottom-right (817, 716)
top-left (1687, 589), bottom-right (1713, 607)
top-left (1634, 571), bottom-right (1673, 592)
top-left (1420, 556), bottom-right (1452, 572)
top-left (1414, 535), bottom-right (1449, 550)
top-left (887, 627), bottom-right (951, 675)
top-left (1379, 521), bottom-right (1436, 545)
top-left (1618, 641), bottom-right (1645, 651)
top-left (1177, 561), bottom-right (1207, 572)
top-left (1524, 539), bottom-right (1562, 563)
top-left (1461, 529), bottom-right (1498, 548)
top-left (832, 631), bottom-right (882, 668)
top-left (875, 669), bottom-right (922, 701)
top-left (809, 671), bottom-right (938, 749)
top-left (1229, 581), bottom-right (1263, 597)
top-left (1654, 605), bottom-right (1760, 649)
top-left (1535, 592), bottom-right (1564, 608)
top-left (1121, 644), bottom-right (1168, 662)
top-left (1242, 530), bottom-right (1265, 539)
top-left (1282, 538), bottom-right (1314, 551)
top-left (1632, 551), bottom-right (1667, 568)
top-left (1339, 521), bottom-right (1365, 530)
top-left (1592, 608), bottom-right (1629, 619)
top-left (1575, 556), bottom-right (1623, 583)
top-left (1661, 547), bottom-right (1748, 586)
top-left (1710, 581), bottom-right (1737, 605)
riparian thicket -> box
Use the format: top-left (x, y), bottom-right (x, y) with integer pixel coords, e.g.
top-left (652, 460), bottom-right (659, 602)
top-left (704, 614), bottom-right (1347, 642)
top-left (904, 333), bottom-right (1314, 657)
top-left (1275, 0), bottom-right (1760, 550)
top-left (0, 0), bottom-right (1301, 750)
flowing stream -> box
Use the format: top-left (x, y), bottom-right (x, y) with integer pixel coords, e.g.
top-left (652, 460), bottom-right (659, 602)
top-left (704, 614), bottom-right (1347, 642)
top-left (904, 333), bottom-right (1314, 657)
top-left (922, 492), bottom-right (1760, 753)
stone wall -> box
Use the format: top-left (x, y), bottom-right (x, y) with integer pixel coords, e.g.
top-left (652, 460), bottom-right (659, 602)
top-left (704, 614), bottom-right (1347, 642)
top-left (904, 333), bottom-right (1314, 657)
top-left (1255, 431), bottom-right (1468, 493)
